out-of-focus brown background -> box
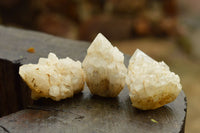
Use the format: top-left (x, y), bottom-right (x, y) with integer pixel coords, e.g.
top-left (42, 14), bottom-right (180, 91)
top-left (0, 0), bottom-right (199, 132)
top-left (0, 0), bottom-right (184, 40)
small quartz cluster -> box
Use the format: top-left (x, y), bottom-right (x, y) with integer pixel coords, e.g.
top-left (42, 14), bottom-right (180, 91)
top-left (126, 49), bottom-right (182, 110)
top-left (82, 33), bottom-right (127, 97)
top-left (19, 53), bottom-right (85, 101)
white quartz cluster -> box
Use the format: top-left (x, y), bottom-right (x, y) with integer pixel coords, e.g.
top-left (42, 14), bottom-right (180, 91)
top-left (19, 53), bottom-right (85, 101)
top-left (126, 49), bottom-right (182, 110)
top-left (82, 33), bottom-right (127, 97)
top-left (19, 33), bottom-right (182, 110)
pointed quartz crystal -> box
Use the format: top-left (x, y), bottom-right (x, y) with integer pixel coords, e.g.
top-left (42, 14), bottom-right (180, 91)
top-left (82, 33), bottom-right (127, 97)
top-left (126, 49), bottom-right (182, 110)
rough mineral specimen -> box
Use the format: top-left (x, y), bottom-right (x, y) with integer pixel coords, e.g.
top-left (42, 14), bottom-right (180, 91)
top-left (82, 33), bottom-right (127, 97)
top-left (19, 53), bottom-right (85, 101)
top-left (126, 49), bottom-right (182, 110)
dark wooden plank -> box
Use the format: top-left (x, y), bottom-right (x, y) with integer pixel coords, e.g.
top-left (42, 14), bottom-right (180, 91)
top-left (0, 26), bottom-right (187, 133)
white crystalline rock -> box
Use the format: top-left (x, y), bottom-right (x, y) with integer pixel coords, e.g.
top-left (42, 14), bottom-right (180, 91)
top-left (82, 33), bottom-right (127, 97)
top-left (19, 53), bottom-right (85, 101)
top-left (126, 49), bottom-right (182, 110)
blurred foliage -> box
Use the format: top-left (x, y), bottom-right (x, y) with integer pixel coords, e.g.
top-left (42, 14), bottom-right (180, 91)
top-left (0, 0), bottom-right (193, 54)
top-left (176, 35), bottom-right (192, 55)
top-left (0, 0), bottom-right (180, 40)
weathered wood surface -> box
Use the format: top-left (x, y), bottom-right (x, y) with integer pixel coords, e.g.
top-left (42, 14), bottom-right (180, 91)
top-left (0, 26), bottom-right (187, 133)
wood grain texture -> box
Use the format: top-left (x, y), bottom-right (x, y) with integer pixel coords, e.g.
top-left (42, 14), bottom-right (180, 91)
top-left (0, 26), bottom-right (187, 133)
